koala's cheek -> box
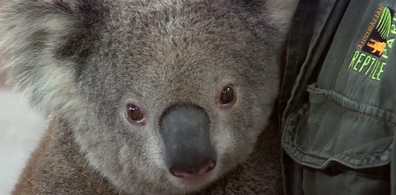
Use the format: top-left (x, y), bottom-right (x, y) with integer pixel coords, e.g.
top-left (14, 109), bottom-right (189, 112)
top-left (213, 124), bottom-right (236, 160)
top-left (116, 128), bottom-right (166, 173)
top-left (139, 129), bottom-right (169, 174)
top-left (80, 138), bottom-right (124, 183)
top-left (76, 126), bottom-right (171, 193)
top-left (211, 99), bottom-right (273, 172)
top-left (210, 122), bottom-right (241, 173)
top-left (119, 140), bottom-right (166, 180)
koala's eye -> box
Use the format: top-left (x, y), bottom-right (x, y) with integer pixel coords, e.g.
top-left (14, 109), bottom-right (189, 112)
top-left (219, 86), bottom-right (235, 104)
top-left (215, 82), bottom-right (237, 109)
top-left (126, 104), bottom-right (144, 122)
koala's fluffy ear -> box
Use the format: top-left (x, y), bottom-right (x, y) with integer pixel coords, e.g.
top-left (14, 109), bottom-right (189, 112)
top-left (228, 0), bottom-right (298, 48)
top-left (264, 0), bottom-right (299, 31)
top-left (0, 0), bottom-right (105, 115)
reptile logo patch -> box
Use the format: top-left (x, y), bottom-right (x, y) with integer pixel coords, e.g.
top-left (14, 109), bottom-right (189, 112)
top-left (349, 5), bottom-right (396, 81)
top-left (360, 6), bottom-right (394, 57)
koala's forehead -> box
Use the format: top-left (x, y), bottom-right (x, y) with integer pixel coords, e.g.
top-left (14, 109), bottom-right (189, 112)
top-left (76, 0), bottom-right (272, 105)
top-left (89, 2), bottom-right (254, 83)
top-left (97, 1), bottom-right (252, 62)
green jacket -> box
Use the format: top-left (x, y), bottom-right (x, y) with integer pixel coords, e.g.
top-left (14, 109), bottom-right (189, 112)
top-left (280, 0), bottom-right (396, 194)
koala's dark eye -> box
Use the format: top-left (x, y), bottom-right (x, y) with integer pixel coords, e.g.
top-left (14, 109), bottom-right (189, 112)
top-left (219, 87), bottom-right (235, 104)
top-left (126, 104), bottom-right (144, 122)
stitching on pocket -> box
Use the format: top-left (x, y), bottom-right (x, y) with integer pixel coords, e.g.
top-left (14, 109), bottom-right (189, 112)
top-left (329, 98), bottom-right (396, 126)
top-left (308, 84), bottom-right (396, 126)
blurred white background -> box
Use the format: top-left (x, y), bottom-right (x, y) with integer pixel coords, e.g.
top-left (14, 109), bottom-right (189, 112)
top-left (0, 77), bottom-right (47, 195)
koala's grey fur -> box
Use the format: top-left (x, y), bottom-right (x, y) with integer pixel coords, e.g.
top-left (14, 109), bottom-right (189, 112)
top-left (0, 0), bottom-right (298, 194)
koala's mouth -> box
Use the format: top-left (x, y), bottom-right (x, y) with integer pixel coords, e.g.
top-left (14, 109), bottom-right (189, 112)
top-left (166, 162), bottom-right (218, 192)
top-left (169, 170), bottom-right (216, 189)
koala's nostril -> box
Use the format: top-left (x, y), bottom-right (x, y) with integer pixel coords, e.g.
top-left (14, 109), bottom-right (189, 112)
top-left (169, 167), bottom-right (185, 178)
top-left (204, 159), bottom-right (216, 173)
top-left (169, 159), bottom-right (216, 178)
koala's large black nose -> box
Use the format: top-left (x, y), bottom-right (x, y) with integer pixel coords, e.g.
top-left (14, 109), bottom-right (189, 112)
top-left (160, 104), bottom-right (217, 178)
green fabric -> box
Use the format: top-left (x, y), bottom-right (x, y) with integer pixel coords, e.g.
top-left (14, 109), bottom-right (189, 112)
top-left (280, 0), bottom-right (396, 194)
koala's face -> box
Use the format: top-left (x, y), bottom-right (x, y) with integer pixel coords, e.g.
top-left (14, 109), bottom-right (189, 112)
top-left (77, 4), bottom-right (281, 194)
top-left (0, 0), bottom-right (295, 194)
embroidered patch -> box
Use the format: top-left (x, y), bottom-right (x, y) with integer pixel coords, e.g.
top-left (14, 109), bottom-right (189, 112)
top-left (349, 5), bottom-right (395, 81)
top-left (361, 6), bottom-right (394, 57)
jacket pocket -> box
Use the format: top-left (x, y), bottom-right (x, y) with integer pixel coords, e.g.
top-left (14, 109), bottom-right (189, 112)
top-left (283, 84), bottom-right (395, 168)
top-left (282, 84), bottom-right (394, 194)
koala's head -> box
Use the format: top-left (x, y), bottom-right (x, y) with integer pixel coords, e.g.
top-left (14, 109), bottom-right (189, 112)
top-left (0, 0), bottom-right (297, 194)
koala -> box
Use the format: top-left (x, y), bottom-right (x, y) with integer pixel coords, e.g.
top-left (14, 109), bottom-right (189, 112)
top-left (0, 0), bottom-right (298, 194)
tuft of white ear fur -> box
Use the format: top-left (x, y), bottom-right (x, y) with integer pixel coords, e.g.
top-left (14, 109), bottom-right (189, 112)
top-left (0, 1), bottom-right (82, 116)
top-left (265, 0), bottom-right (299, 33)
